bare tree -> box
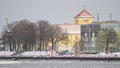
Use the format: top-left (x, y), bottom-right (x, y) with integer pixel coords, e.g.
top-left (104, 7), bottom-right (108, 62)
top-left (48, 25), bottom-right (67, 51)
top-left (1, 19), bottom-right (67, 52)
top-left (80, 38), bottom-right (84, 53)
top-left (97, 29), bottom-right (118, 53)
top-left (18, 20), bottom-right (36, 51)
top-left (36, 20), bottom-right (51, 51)
top-left (6, 20), bottom-right (36, 51)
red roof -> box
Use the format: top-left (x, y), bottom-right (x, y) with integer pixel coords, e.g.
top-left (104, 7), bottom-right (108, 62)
top-left (74, 9), bottom-right (94, 18)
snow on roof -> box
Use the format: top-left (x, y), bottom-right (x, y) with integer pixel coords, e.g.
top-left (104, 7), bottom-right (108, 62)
top-left (58, 24), bottom-right (81, 34)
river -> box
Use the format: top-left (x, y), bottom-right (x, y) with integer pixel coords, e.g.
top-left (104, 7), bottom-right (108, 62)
top-left (0, 59), bottom-right (120, 68)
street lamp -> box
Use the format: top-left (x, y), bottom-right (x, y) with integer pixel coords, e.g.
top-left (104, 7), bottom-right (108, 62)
top-left (6, 30), bottom-right (12, 51)
top-left (88, 24), bottom-right (91, 53)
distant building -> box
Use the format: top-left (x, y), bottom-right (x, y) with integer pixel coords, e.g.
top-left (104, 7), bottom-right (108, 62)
top-left (50, 7), bottom-right (120, 53)
top-left (56, 8), bottom-right (95, 52)
top-left (74, 9), bottom-right (94, 25)
top-left (81, 23), bottom-right (100, 53)
top-left (100, 21), bottom-right (120, 52)
top-left (100, 21), bottom-right (120, 31)
top-left (57, 24), bottom-right (80, 52)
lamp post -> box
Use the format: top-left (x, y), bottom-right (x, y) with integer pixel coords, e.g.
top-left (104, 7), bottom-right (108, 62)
top-left (88, 25), bottom-right (91, 53)
top-left (6, 30), bottom-right (12, 51)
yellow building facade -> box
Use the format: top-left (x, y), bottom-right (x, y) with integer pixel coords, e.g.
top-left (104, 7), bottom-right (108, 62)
top-left (57, 24), bottom-right (81, 52)
top-left (56, 8), bottom-right (94, 52)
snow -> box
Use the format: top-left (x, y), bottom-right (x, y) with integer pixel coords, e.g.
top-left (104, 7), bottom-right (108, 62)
top-left (111, 52), bottom-right (120, 57)
top-left (98, 52), bottom-right (120, 57)
top-left (0, 51), bottom-right (14, 57)
top-left (0, 51), bottom-right (120, 57)
top-left (21, 51), bottom-right (51, 57)
top-left (0, 51), bottom-right (52, 57)
top-left (0, 61), bottom-right (20, 64)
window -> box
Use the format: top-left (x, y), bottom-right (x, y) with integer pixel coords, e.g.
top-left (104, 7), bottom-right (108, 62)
top-left (84, 19), bottom-right (88, 22)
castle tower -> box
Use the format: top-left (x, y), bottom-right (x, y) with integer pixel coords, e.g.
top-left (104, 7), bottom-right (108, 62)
top-left (74, 8), bottom-right (94, 25)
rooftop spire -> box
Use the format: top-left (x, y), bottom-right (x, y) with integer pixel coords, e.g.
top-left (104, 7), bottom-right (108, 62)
top-left (83, 5), bottom-right (85, 9)
top-left (5, 18), bottom-right (9, 25)
top-left (97, 13), bottom-right (99, 23)
top-left (110, 12), bottom-right (112, 21)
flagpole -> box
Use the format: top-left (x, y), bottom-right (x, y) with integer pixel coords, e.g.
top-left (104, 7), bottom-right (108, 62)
top-left (97, 13), bottom-right (99, 23)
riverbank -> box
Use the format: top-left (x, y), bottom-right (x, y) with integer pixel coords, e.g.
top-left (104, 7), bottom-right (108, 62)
top-left (0, 51), bottom-right (120, 60)
top-left (0, 56), bottom-right (120, 60)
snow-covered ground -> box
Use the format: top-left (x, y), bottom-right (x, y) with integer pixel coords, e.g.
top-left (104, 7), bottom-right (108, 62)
top-left (97, 52), bottom-right (120, 57)
top-left (111, 52), bottom-right (120, 57)
top-left (0, 51), bottom-right (14, 57)
top-left (0, 51), bottom-right (51, 57)
top-left (20, 51), bottom-right (51, 57)
top-left (0, 51), bottom-right (120, 57)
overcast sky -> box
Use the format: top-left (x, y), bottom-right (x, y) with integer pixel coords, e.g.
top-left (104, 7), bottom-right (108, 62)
top-left (0, 0), bottom-right (120, 34)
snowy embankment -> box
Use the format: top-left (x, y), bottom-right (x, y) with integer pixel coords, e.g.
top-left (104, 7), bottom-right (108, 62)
top-left (0, 51), bottom-right (120, 58)
top-left (0, 51), bottom-right (14, 57)
top-left (94, 52), bottom-right (120, 58)
top-left (111, 52), bottom-right (120, 57)
top-left (20, 51), bottom-right (51, 57)
top-left (0, 51), bottom-right (51, 57)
